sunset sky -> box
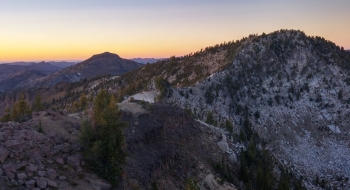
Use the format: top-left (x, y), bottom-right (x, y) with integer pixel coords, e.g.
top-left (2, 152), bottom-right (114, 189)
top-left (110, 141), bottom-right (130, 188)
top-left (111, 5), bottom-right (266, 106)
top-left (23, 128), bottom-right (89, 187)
top-left (0, 0), bottom-right (349, 62)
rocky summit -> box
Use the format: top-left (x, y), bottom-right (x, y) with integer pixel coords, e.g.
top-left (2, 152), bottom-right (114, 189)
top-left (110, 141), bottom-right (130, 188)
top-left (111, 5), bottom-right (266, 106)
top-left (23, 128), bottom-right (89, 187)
top-left (165, 30), bottom-right (350, 188)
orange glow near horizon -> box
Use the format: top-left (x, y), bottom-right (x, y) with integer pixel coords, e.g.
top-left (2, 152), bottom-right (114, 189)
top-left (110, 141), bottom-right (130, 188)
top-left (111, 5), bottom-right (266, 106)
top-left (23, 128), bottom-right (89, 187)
top-left (1, 33), bottom-right (348, 63)
top-left (0, 1), bottom-right (349, 62)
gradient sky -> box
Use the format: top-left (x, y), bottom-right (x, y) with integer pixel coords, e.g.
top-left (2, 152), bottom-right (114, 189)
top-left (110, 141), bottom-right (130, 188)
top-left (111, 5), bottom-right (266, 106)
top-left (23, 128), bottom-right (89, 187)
top-left (0, 0), bottom-right (349, 62)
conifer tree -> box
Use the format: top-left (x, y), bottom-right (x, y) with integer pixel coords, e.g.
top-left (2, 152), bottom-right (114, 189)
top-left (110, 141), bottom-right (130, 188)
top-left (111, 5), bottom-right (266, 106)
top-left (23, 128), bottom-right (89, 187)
top-left (11, 93), bottom-right (31, 122)
top-left (0, 107), bottom-right (11, 122)
top-left (79, 92), bottom-right (88, 110)
top-left (33, 94), bottom-right (44, 112)
top-left (80, 89), bottom-right (127, 185)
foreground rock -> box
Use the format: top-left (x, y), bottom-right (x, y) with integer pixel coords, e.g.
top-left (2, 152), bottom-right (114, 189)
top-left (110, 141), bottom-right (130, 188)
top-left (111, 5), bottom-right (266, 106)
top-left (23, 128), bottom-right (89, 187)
top-left (0, 110), bottom-right (111, 189)
top-left (0, 105), bottom-right (239, 189)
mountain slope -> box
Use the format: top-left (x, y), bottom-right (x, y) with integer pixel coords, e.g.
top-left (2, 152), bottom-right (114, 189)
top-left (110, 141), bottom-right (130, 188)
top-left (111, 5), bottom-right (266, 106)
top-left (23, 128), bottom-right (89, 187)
top-left (108, 30), bottom-right (350, 189)
top-left (164, 30), bottom-right (350, 187)
top-left (0, 62), bottom-right (62, 92)
top-left (113, 38), bottom-right (249, 99)
top-left (32, 52), bottom-right (143, 87)
top-left (0, 70), bottom-right (47, 92)
top-left (118, 102), bottom-right (237, 189)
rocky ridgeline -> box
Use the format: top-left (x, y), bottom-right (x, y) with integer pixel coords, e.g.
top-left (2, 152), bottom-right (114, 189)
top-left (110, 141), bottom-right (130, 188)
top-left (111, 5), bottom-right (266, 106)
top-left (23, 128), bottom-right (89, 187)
top-left (0, 111), bottom-right (111, 190)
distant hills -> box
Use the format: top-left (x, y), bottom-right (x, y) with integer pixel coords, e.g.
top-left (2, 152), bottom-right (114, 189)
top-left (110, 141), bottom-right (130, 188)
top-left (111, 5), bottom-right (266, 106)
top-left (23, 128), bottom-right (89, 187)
top-left (0, 52), bottom-right (143, 91)
top-left (2, 61), bottom-right (78, 68)
top-left (0, 62), bottom-right (65, 92)
top-left (34, 52), bottom-right (143, 87)
top-left (130, 58), bottom-right (163, 64)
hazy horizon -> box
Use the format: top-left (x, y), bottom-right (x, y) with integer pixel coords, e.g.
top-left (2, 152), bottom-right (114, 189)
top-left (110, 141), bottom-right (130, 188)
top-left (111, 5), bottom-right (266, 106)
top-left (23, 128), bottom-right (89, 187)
top-left (1, 0), bottom-right (349, 62)
top-left (0, 56), bottom-right (166, 64)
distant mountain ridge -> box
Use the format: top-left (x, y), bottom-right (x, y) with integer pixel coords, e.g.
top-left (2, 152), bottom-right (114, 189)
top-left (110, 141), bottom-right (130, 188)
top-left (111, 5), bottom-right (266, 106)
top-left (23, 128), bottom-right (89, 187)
top-left (30, 52), bottom-right (143, 87)
top-left (0, 62), bottom-right (63, 92)
top-left (0, 53), bottom-right (143, 92)
top-left (2, 61), bottom-right (78, 68)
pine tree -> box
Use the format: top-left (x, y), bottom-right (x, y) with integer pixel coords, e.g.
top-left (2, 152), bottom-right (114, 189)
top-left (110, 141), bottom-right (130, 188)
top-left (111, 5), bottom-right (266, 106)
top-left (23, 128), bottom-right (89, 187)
top-left (0, 107), bottom-right (11, 122)
top-left (79, 92), bottom-right (88, 110)
top-left (225, 119), bottom-right (234, 133)
top-left (206, 111), bottom-right (214, 124)
top-left (80, 89), bottom-right (127, 186)
top-left (277, 170), bottom-right (290, 190)
top-left (11, 93), bottom-right (31, 122)
top-left (33, 94), bottom-right (44, 112)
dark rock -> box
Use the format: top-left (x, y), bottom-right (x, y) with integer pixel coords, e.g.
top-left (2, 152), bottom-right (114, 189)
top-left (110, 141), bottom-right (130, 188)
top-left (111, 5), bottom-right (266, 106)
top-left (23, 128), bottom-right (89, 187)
top-left (47, 179), bottom-right (58, 188)
top-left (16, 173), bottom-right (28, 180)
top-left (26, 164), bottom-right (38, 172)
top-left (41, 145), bottom-right (52, 157)
top-left (36, 177), bottom-right (47, 189)
top-left (0, 148), bottom-right (9, 163)
top-left (56, 157), bottom-right (64, 165)
top-left (46, 168), bottom-right (57, 180)
top-left (67, 154), bottom-right (81, 166)
top-left (2, 163), bottom-right (15, 173)
top-left (37, 171), bottom-right (46, 177)
top-left (25, 180), bottom-right (36, 188)
top-left (5, 171), bottom-right (15, 179)
top-left (5, 140), bottom-right (24, 149)
top-left (59, 176), bottom-right (66, 180)
top-left (61, 142), bottom-right (70, 153)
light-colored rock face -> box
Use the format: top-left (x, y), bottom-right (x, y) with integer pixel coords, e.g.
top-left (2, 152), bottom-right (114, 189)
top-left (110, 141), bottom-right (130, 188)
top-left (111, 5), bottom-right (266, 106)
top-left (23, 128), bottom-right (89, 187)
top-left (0, 110), bottom-right (112, 189)
top-left (123, 90), bottom-right (157, 103)
top-left (165, 31), bottom-right (350, 188)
